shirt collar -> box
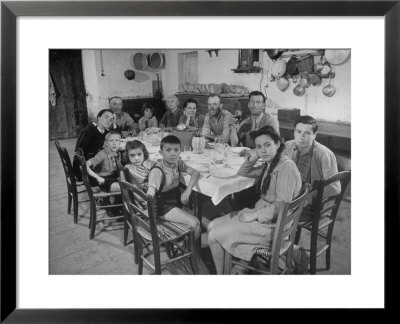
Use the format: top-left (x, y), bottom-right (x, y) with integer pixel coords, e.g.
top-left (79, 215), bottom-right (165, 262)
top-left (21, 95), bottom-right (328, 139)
top-left (295, 141), bottom-right (315, 156)
top-left (210, 108), bottom-right (222, 120)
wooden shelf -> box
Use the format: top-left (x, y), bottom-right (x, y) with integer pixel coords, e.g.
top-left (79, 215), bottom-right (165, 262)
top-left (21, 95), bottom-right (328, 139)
top-left (231, 66), bottom-right (262, 74)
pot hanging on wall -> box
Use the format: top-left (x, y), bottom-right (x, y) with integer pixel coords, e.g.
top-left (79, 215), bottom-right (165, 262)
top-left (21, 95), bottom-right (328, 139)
top-left (131, 52), bottom-right (148, 71)
top-left (322, 76), bottom-right (336, 97)
top-left (124, 69), bottom-right (136, 80)
top-left (149, 52), bottom-right (165, 69)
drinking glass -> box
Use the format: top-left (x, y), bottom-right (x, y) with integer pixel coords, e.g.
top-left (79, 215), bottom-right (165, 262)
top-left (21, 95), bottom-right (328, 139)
top-left (183, 146), bottom-right (191, 161)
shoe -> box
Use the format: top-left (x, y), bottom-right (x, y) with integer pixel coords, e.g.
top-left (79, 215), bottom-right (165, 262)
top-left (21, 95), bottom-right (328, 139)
top-left (293, 247), bottom-right (310, 274)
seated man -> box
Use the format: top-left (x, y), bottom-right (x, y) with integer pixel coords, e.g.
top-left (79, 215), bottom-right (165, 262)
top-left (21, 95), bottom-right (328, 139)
top-left (72, 109), bottom-right (114, 180)
top-left (284, 115), bottom-right (341, 274)
top-left (159, 94), bottom-right (183, 128)
top-left (283, 115), bottom-right (340, 205)
top-left (230, 90), bottom-right (280, 149)
top-left (109, 96), bottom-right (139, 137)
top-left (201, 94), bottom-right (234, 143)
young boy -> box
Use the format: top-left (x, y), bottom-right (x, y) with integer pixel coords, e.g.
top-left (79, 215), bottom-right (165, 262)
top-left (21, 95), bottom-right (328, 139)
top-left (147, 135), bottom-right (201, 238)
top-left (86, 130), bottom-right (122, 192)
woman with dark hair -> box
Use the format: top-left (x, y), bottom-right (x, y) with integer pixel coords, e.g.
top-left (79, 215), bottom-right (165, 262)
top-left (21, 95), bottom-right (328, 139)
top-left (178, 98), bottom-right (204, 128)
top-left (207, 126), bottom-right (302, 274)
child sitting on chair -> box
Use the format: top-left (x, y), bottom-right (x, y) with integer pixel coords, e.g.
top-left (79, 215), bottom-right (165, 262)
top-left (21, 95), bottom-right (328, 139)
top-left (147, 135), bottom-right (201, 239)
top-left (86, 130), bottom-right (122, 192)
top-left (138, 103), bottom-right (158, 131)
top-left (123, 140), bottom-right (155, 191)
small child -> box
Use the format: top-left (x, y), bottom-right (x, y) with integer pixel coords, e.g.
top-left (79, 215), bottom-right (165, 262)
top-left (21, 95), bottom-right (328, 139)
top-left (86, 130), bottom-right (122, 192)
top-left (138, 103), bottom-right (158, 131)
top-left (147, 135), bottom-right (201, 238)
top-left (123, 140), bottom-right (155, 191)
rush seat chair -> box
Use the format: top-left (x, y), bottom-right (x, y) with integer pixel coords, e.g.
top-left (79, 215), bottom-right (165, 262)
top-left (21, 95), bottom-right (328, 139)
top-left (223, 185), bottom-right (310, 275)
top-left (54, 141), bottom-right (88, 224)
top-left (118, 180), bottom-right (198, 275)
top-left (294, 171), bottom-right (351, 274)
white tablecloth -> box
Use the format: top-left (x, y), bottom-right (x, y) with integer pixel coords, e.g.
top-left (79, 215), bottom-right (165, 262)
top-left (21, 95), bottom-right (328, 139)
top-left (120, 138), bottom-right (256, 205)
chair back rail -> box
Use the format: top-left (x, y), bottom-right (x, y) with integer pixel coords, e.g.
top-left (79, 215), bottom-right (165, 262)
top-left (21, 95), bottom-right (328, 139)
top-left (118, 179), bottom-right (198, 274)
top-left (297, 170), bottom-right (351, 274)
top-left (312, 171), bottom-right (351, 223)
top-left (55, 141), bottom-right (76, 191)
top-left (76, 154), bottom-right (95, 199)
top-left (269, 184), bottom-right (310, 274)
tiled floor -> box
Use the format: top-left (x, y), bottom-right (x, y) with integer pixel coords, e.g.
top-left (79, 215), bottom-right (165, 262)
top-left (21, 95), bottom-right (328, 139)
top-left (49, 138), bottom-right (351, 275)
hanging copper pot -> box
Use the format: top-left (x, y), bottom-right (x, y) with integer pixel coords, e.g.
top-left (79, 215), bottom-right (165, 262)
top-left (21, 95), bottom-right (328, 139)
top-left (286, 56), bottom-right (299, 76)
top-left (266, 49), bottom-right (285, 61)
top-left (310, 74), bottom-right (322, 86)
top-left (322, 75), bottom-right (336, 97)
top-left (293, 84), bottom-right (306, 96)
top-left (299, 74), bottom-right (311, 88)
top-left (276, 77), bottom-right (289, 92)
top-left (124, 69), bottom-right (135, 80)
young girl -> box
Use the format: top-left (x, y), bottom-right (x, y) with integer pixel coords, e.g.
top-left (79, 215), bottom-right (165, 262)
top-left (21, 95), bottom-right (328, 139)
top-left (138, 103), bottom-right (158, 131)
top-left (123, 140), bottom-right (155, 191)
top-left (207, 126), bottom-right (302, 274)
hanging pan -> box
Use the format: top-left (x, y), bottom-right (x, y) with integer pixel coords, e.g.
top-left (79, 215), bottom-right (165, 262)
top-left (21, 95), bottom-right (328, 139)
top-left (324, 49), bottom-right (351, 65)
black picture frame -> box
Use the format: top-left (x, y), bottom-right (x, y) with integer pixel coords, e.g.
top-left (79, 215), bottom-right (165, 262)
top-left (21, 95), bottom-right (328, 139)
top-left (1, 0), bottom-right (399, 322)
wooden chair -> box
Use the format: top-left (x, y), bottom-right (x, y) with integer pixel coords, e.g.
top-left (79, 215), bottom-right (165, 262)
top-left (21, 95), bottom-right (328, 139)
top-left (76, 153), bottom-right (124, 240)
top-left (120, 167), bottom-right (144, 247)
top-left (54, 141), bottom-right (88, 224)
top-left (294, 171), bottom-right (351, 274)
top-left (223, 185), bottom-right (310, 275)
top-left (118, 180), bottom-right (198, 275)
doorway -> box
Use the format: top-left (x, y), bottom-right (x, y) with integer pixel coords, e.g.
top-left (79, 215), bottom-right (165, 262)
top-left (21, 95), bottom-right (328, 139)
top-left (49, 50), bottom-right (88, 140)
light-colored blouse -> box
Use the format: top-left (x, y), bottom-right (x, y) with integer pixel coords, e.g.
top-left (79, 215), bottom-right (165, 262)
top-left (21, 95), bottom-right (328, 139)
top-left (237, 155), bottom-right (302, 224)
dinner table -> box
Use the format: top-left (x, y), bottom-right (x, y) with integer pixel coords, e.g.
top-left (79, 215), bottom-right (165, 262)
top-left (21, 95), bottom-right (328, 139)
top-left (119, 133), bottom-right (259, 234)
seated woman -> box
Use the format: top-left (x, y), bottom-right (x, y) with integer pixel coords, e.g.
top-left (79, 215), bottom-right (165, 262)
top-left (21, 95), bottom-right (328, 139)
top-left (178, 98), bottom-right (204, 129)
top-left (207, 126), bottom-right (302, 274)
top-left (138, 103), bottom-right (158, 131)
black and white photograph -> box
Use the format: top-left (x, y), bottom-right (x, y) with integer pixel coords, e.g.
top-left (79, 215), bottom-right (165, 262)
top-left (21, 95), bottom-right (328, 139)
top-left (49, 48), bottom-right (351, 275)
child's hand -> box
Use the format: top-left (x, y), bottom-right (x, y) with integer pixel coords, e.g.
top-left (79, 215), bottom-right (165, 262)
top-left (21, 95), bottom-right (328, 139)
top-left (97, 176), bottom-right (105, 185)
top-left (180, 189), bottom-right (191, 205)
top-left (238, 209), bottom-right (257, 222)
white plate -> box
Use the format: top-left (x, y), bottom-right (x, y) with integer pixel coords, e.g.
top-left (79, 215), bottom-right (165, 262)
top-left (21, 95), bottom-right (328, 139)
top-left (211, 167), bottom-right (236, 178)
top-left (230, 147), bottom-right (250, 154)
top-left (188, 162), bottom-right (209, 173)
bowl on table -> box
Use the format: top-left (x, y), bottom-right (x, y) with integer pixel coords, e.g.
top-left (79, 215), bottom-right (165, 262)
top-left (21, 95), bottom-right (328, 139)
top-left (210, 166), bottom-right (236, 178)
top-left (230, 147), bottom-right (250, 155)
